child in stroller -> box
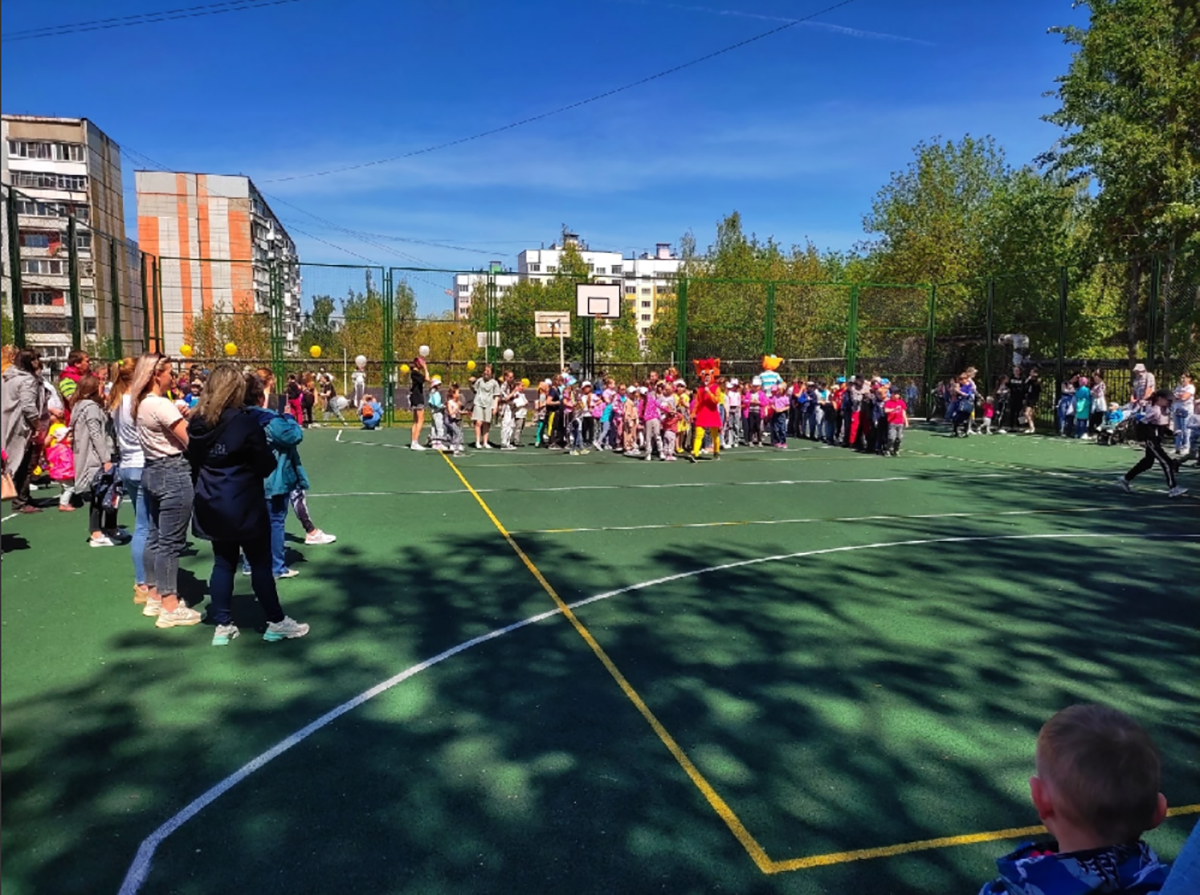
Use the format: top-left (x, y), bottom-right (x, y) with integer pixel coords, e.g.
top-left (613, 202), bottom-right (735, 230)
top-left (1096, 404), bottom-right (1135, 445)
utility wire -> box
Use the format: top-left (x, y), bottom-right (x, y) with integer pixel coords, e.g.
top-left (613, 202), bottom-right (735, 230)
top-left (263, 0), bottom-right (858, 183)
top-left (1, 0), bottom-right (312, 42)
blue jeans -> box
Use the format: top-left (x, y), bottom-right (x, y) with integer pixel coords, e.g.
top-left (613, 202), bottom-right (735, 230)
top-left (120, 466), bottom-right (149, 585)
top-left (268, 494), bottom-right (290, 576)
top-left (211, 535), bottom-right (284, 627)
top-left (772, 413), bottom-right (787, 445)
top-left (1174, 406), bottom-right (1192, 453)
top-left (1075, 417), bottom-right (1089, 438)
top-left (142, 455), bottom-right (193, 598)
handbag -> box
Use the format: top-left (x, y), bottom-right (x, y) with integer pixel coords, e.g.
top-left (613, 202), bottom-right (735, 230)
top-left (1, 470), bottom-right (16, 502)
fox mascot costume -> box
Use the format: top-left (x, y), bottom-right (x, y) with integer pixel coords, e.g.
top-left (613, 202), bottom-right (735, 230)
top-left (687, 358), bottom-right (724, 462)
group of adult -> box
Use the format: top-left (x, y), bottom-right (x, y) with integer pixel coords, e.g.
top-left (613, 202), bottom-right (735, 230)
top-left (3, 347), bottom-right (314, 645)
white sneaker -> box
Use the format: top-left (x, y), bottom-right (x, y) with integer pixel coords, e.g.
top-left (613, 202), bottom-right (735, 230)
top-left (483, 442), bottom-right (493, 449)
top-left (410, 442), bottom-right (427, 451)
top-left (1117, 477), bottom-right (1133, 494)
top-left (276, 568), bottom-right (300, 579)
top-left (264, 616), bottom-right (310, 642)
top-left (1168, 486), bottom-right (1189, 499)
top-left (212, 624), bottom-right (239, 646)
top-left (89, 534), bottom-right (116, 547)
top-left (143, 598), bottom-right (163, 617)
top-left (1080, 434), bottom-right (1091, 441)
top-left (305, 530), bottom-right (337, 545)
top-left (155, 604), bottom-right (203, 628)
top-left (474, 442), bottom-right (483, 450)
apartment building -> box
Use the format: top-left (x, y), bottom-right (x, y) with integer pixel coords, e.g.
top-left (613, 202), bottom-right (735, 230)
top-left (452, 233), bottom-right (680, 340)
top-left (135, 171), bottom-right (301, 353)
top-left (1, 115), bottom-right (135, 362)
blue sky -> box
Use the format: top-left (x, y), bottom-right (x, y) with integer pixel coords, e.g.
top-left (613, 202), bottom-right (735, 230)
top-left (1, 0), bottom-right (1085, 314)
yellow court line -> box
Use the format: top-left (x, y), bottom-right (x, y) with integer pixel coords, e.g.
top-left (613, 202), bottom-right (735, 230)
top-left (769, 804), bottom-right (1200, 872)
top-left (440, 452), bottom-right (774, 873)
top-left (442, 447), bottom-right (1200, 876)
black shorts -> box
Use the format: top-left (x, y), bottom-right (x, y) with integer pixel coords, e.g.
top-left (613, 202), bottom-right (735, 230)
top-left (410, 393), bottom-right (425, 409)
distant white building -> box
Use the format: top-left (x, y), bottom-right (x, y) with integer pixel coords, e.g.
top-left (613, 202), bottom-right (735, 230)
top-left (452, 232), bottom-right (681, 340)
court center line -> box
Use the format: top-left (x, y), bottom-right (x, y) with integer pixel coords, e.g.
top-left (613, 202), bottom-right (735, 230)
top-left (115, 530), bottom-right (1200, 892)
top-left (438, 451), bottom-right (776, 873)
top-left (304, 472), bottom-right (1009, 499)
top-left (510, 504), bottom-right (1145, 535)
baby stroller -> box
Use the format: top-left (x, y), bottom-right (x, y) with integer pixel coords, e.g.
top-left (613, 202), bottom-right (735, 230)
top-left (1096, 404), bottom-right (1135, 445)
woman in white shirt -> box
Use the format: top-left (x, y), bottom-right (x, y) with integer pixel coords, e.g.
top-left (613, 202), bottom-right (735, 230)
top-left (130, 353), bottom-right (201, 629)
top-left (1173, 373), bottom-right (1195, 455)
top-left (108, 358), bottom-right (150, 603)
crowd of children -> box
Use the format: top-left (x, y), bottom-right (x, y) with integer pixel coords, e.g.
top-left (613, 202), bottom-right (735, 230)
top-left (413, 363), bottom-right (916, 459)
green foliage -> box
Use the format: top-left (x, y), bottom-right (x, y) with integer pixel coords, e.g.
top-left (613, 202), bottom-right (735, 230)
top-left (184, 302), bottom-right (273, 358)
top-left (1, 299), bottom-right (14, 348)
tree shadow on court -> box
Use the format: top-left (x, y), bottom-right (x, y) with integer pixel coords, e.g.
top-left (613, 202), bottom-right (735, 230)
top-left (2, 468), bottom-right (1196, 895)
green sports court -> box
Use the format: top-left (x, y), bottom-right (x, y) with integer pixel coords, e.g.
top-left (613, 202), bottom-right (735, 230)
top-left (2, 426), bottom-right (1197, 895)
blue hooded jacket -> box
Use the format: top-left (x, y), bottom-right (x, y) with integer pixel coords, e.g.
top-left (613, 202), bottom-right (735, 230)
top-left (245, 406), bottom-right (309, 497)
top-left (979, 841), bottom-right (1169, 895)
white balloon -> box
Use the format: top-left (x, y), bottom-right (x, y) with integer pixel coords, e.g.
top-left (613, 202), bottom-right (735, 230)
top-left (503, 348), bottom-right (514, 362)
top-left (355, 354), bottom-right (367, 369)
top-left (418, 345), bottom-right (430, 357)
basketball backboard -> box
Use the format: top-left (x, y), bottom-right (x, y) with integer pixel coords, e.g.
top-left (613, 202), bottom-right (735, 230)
top-left (575, 283), bottom-right (622, 319)
top-left (534, 310), bottom-right (571, 338)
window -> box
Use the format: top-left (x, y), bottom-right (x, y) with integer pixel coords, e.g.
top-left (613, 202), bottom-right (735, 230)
top-left (625, 286), bottom-right (636, 294)
top-left (458, 284), bottom-right (469, 293)
top-left (26, 316), bottom-right (69, 334)
top-left (611, 264), bottom-right (623, 275)
top-left (15, 199), bottom-right (87, 220)
top-left (586, 263), bottom-right (594, 272)
top-left (546, 265), bottom-right (557, 273)
top-left (19, 231), bottom-right (55, 248)
top-left (21, 259), bottom-right (64, 275)
top-left (76, 231), bottom-right (91, 250)
top-left (641, 288), bottom-right (651, 295)
top-left (656, 283), bottom-right (673, 293)
top-left (640, 314), bottom-right (651, 322)
top-left (528, 263), bottom-right (541, 272)
top-left (595, 267), bottom-right (606, 275)
top-left (13, 171), bottom-right (88, 191)
top-left (6, 140), bottom-right (85, 161)
top-left (641, 301), bottom-right (651, 309)
top-left (84, 317), bottom-right (97, 335)
top-left (23, 290), bottom-right (63, 306)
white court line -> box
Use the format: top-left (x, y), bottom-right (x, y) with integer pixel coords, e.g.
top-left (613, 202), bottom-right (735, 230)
top-left (305, 472), bottom-right (1009, 499)
top-left (117, 530), bottom-right (1200, 895)
top-left (512, 505), bottom-right (1129, 535)
top-left (1, 512), bottom-right (18, 524)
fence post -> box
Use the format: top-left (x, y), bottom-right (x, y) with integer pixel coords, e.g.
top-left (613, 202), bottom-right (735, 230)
top-left (155, 257), bottom-right (165, 352)
top-left (675, 276), bottom-right (688, 371)
top-left (845, 283), bottom-right (860, 378)
top-left (764, 280), bottom-right (776, 356)
top-left (984, 277), bottom-right (994, 392)
top-left (109, 236), bottom-right (123, 359)
top-left (1056, 266), bottom-right (1068, 397)
top-left (5, 188), bottom-right (25, 347)
top-left (140, 253), bottom-right (151, 354)
top-left (924, 283), bottom-right (937, 416)
top-left (382, 268), bottom-right (395, 425)
top-left (1147, 254), bottom-right (1161, 368)
top-left (67, 215), bottom-right (82, 349)
top-left (270, 260), bottom-right (286, 391)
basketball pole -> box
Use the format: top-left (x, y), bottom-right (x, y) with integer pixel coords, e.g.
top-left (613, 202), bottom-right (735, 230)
top-left (558, 323), bottom-right (565, 375)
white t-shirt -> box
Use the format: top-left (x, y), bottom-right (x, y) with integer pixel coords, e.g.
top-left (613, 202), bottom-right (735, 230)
top-left (1173, 383), bottom-right (1195, 414)
top-left (137, 394), bottom-right (185, 459)
top-left (114, 394), bottom-right (146, 469)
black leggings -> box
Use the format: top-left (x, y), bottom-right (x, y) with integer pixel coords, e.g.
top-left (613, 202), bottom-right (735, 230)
top-left (1126, 437), bottom-right (1177, 488)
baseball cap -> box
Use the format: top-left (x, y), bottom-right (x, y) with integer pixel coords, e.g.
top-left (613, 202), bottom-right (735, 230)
top-left (627, 385), bottom-right (636, 393)
top-left (1133, 363), bottom-right (1146, 372)
top-left (639, 386), bottom-right (648, 394)
top-left (430, 376), bottom-right (442, 386)
top-left (751, 376), bottom-right (762, 386)
top-left (836, 377), bottom-right (846, 384)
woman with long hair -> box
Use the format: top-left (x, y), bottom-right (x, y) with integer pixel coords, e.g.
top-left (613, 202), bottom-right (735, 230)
top-left (130, 353), bottom-right (201, 628)
top-left (69, 374), bottom-right (119, 546)
top-left (2, 348), bottom-right (47, 513)
top-left (188, 364), bottom-right (309, 646)
top-left (109, 357), bottom-right (151, 601)
top-left (409, 355), bottom-right (428, 450)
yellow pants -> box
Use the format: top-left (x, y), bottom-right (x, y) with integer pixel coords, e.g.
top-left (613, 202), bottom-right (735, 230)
top-left (692, 426), bottom-right (720, 457)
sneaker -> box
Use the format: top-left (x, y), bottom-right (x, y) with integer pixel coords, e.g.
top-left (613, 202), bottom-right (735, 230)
top-left (241, 566), bottom-right (252, 577)
top-left (410, 442), bottom-right (427, 451)
top-left (483, 442), bottom-right (493, 449)
top-left (474, 443), bottom-right (483, 450)
top-left (686, 452), bottom-right (697, 463)
top-left (155, 604), bottom-right (202, 628)
top-left (305, 530), bottom-right (337, 545)
top-left (143, 598), bottom-right (163, 617)
top-left (1117, 477), bottom-right (1133, 494)
top-left (581, 448), bottom-right (590, 455)
top-left (89, 534), bottom-right (116, 547)
top-left (17, 505), bottom-right (43, 514)
top-left (133, 585), bottom-right (150, 604)
top-left (276, 568), bottom-right (300, 579)
top-left (212, 624), bottom-right (239, 646)
top-left (264, 616), bottom-right (310, 642)
top-left (1168, 486), bottom-right (1189, 499)
top-left (59, 504), bottom-right (77, 512)
top-left (1080, 434), bottom-right (1091, 441)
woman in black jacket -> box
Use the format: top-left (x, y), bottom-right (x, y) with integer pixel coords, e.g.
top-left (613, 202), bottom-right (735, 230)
top-left (187, 364), bottom-right (310, 647)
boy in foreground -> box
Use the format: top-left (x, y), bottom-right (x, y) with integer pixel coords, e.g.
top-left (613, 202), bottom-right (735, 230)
top-left (979, 704), bottom-right (1171, 894)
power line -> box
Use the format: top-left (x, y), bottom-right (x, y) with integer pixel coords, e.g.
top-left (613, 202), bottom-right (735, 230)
top-left (263, 0), bottom-right (858, 184)
top-left (1, 0), bottom-right (312, 43)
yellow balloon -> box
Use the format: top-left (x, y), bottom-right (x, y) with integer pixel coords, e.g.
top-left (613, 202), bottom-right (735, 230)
top-left (224, 342), bottom-right (237, 356)
top-left (309, 345), bottom-right (322, 359)
top-left (466, 360), bottom-right (477, 372)
top-left (520, 377), bottom-right (530, 388)
top-left (179, 344), bottom-right (194, 358)
top-left (400, 363), bottom-right (410, 374)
